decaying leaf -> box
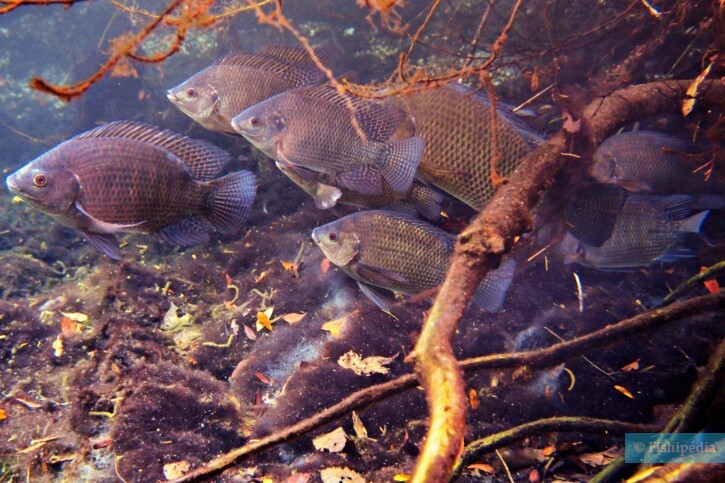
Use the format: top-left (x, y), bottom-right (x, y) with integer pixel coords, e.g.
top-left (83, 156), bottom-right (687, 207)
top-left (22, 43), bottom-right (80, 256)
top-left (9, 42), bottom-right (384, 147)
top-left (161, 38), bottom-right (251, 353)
top-left (682, 62), bottom-right (712, 116)
top-left (467, 463), bottom-right (495, 473)
top-left (256, 307), bottom-right (275, 331)
top-left (52, 334), bottom-right (63, 358)
top-left (312, 426), bottom-right (347, 453)
top-left (468, 388), bottom-right (480, 409)
top-left (16, 436), bottom-right (62, 454)
top-left (282, 312), bottom-right (307, 323)
top-left (163, 460), bottom-right (191, 480)
top-left (352, 411), bottom-right (368, 439)
top-left (579, 447), bottom-right (619, 466)
top-left (60, 316), bottom-right (80, 336)
top-left (393, 474), bottom-right (410, 481)
top-left (337, 351), bottom-right (397, 376)
top-left (0, 408), bottom-right (7, 420)
top-left (244, 324), bottom-right (257, 340)
top-left (614, 384), bottom-right (635, 399)
top-left (320, 466), bottom-right (365, 483)
top-left (284, 473), bottom-right (311, 483)
top-left (620, 359), bottom-right (640, 371)
top-left (59, 311), bottom-right (88, 322)
top-left (161, 302), bottom-right (193, 331)
top-left (320, 258), bottom-right (331, 274)
top-left (321, 315), bottom-right (347, 339)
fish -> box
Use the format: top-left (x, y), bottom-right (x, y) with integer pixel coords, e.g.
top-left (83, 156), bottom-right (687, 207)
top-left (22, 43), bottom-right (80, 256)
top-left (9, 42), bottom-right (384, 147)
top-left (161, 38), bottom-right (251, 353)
top-left (166, 45), bottom-right (338, 134)
top-left (311, 210), bottom-right (515, 312)
top-left (6, 121), bottom-right (257, 260)
top-left (393, 84), bottom-right (543, 211)
top-left (231, 84), bottom-right (425, 195)
top-left (562, 193), bottom-right (710, 269)
top-left (564, 183), bottom-right (628, 246)
top-left (591, 131), bottom-right (725, 208)
top-left (276, 161), bottom-right (443, 220)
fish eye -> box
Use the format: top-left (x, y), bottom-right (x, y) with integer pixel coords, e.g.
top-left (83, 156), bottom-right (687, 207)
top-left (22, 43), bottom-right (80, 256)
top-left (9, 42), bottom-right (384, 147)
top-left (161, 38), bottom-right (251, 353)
top-left (186, 88), bottom-right (196, 99)
top-left (33, 174), bottom-right (47, 187)
top-left (328, 232), bottom-right (337, 242)
top-left (250, 117), bottom-right (260, 127)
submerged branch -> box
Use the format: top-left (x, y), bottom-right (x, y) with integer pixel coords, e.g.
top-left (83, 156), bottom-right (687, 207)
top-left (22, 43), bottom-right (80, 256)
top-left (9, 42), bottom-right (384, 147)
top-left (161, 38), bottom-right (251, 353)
top-left (171, 291), bottom-right (723, 482)
top-left (407, 78), bottom-right (725, 483)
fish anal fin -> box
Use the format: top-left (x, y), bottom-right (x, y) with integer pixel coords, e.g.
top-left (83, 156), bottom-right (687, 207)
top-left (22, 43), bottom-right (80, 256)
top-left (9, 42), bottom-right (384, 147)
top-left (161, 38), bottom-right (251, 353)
top-left (153, 217), bottom-right (211, 247)
top-left (83, 231), bottom-right (121, 260)
top-left (357, 281), bottom-right (396, 315)
top-left (337, 166), bottom-right (383, 195)
top-left (354, 262), bottom-right (409, 286)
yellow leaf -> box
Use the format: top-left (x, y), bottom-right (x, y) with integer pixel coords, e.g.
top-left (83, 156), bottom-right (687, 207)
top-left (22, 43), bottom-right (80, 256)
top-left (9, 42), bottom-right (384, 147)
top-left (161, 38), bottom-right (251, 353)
top-left (394, 474), bottom-right (410, 481)
top-left (59, 311), bottom-right (88, 322)
top-left (337, 351), bottom-right (397, 376)
top-left (52, 334), bottom-right (63, 358)
top-left (281, 260), bottom-right (297, 271)
top-left (682, 62), bottom-right (712, 116)
top-left (322, 316), bottom-right (347, 339)
top-left (163, 460), bottom-right (190, 480)
top-left (0, 408), bottom-right (7, 420)
top-left (312, 427), bottom-right (347, 453)
top-left (282, 312), bottom-right (307, 323)
top-left (614, 384), bottom-right (635, 399)
top-left (256, 311), bottom-right (274, 331)
top-left (352, 411), bottom-right (368, 439)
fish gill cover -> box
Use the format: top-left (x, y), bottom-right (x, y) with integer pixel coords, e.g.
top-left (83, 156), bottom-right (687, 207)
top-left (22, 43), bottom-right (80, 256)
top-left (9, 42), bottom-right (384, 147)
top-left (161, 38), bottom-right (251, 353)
top-left (0, 1), bottom-right (723, 482)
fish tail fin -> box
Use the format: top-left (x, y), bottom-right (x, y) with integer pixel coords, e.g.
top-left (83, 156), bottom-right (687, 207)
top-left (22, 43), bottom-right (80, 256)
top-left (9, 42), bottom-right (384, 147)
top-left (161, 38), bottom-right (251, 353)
top-left (207, 171), bottom-right (257, 236)
top-left (692, 194), bottom-right (725, 210)
top-left (472, 257), bottom-right (516, 312)
top-left (380, 137), bottom-right (425, 193)
top-left (678, 210), bottom-right (709, 234)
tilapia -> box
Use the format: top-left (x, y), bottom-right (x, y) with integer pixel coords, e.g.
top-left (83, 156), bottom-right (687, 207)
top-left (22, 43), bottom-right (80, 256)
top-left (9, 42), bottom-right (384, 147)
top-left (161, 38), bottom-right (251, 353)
top-left (6, 121), bottom-right (256, 259)
top-left (276, 161), bottom-right (443, 220)
top-left (312, 210), bottom-right (515, 312)
top-left (562, 193), bottom-right (709, 269)
top-left (232, 84), bottom-right (425, 194)
top-left (394, 84), bottom-right (543, 211)
top-left (564, 183), bottom-right (628, 246)
top-left (592, 131), bottom-right (723, 201)
top-left (167, 45), bottom-right (338, 133)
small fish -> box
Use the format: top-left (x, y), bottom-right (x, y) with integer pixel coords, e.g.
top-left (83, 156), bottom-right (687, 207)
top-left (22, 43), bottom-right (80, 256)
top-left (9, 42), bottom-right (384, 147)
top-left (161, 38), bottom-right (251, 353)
top-left (232, 84), bottom-right (425, 195)
top-left (311, 210), bottom-right (515, 312)
top-left (6, 121), bottom-right (256, 259)
top-left (592, 131), bottom-right (724, 208)
top-left (276, 162), bottom-right (443, 220)
top-left (167, 45), bottom-right (338, 133)
top-left (562, 193), bottom-right (709, 269)
top-left (394, 84), bottom-right (543, 211)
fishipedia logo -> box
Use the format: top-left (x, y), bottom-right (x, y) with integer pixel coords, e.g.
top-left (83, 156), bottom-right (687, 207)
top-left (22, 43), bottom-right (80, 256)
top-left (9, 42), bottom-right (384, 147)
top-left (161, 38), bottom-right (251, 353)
top-left (625, 433), bottom-right (724, 463)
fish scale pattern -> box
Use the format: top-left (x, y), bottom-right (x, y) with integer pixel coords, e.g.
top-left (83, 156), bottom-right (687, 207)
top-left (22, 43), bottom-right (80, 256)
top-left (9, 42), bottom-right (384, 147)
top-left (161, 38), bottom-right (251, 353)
top-left (397, 86), bottom-right (540, 211)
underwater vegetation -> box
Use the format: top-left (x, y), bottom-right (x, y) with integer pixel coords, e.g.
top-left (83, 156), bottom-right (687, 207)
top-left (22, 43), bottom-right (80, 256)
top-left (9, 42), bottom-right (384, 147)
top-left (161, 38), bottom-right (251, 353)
top-left (0, 1), bottom-right (724, 482)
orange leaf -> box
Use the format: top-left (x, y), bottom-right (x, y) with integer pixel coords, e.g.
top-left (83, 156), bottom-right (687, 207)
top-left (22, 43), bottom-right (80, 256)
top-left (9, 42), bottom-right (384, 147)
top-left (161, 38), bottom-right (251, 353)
top-left (281, 261), bottom-right (297, 271)
top-left (541, 444), bottom-right (556, 456)
top-left (243, 325), bottom-right (257, 340)
top-left (614, 385), bottom-right (635, 399)
top-left (620, 359), bottom-right (640, 372)
top-left (0, 408), bottom-right (7, 420)
top-left (467, 463), bottom-right (494, 473)
top-left (255, 372), bottom-right (271, 385)
top-left (257, 311), bottom-right (274, 331)
top-left (700, 267), bottom-right (719, 294)
top-left (320, 258), bottom-right (331, 274)
top-left (60, 316), bottom-right (79, 336)
top-left (468, 389), bottom-right (479, 409)
top-left (282, 312), bottom-right (307, 323)
top-left (225, 273), bottom-right (233, 285)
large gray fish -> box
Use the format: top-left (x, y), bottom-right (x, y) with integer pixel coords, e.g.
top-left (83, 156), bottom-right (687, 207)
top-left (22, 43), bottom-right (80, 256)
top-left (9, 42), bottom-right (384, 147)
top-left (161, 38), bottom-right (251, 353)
top-left (393, 84), bottom-right (543, 211)
top-left (276, 162), bottom-right (443, 220)
top-left (562, 193), bottom-right (709, 269)
top-left (6, 121), bottom-right (256, 260)
top-left (231, 84), bottom-right (425, 194)
top-left (591, 131), bottom-right (723, 201)
top-left (564, 183), bottom-right (628, 246)
top-left (312, 210), bottom-right (515, 312)
top-left (166, 45), bottom-right (338, 133)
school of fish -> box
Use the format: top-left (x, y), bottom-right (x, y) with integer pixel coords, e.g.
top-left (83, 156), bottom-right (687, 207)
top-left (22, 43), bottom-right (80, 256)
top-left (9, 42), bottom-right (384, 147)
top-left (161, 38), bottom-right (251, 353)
top-left (6, 44), bottom-right (724, 312)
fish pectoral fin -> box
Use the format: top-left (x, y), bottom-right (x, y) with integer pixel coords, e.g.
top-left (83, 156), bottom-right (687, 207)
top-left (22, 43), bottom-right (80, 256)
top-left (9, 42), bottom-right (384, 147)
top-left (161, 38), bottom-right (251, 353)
top-left (379, 137), bottom-right (425, 193)
top-left (313, 183), bottom-right (343, 209)
top-left (357, 281), bottom-right (396, 315)
top-left (83, 231), bottom-right (121, 260)
top-left (75, 202), bottom-right (146, 233)
top-left (616, 179), bottom-right (652, 192)
top-left (354, 262), bottom-right (409, 285)
top-left (337, 166), bottom-right (383, 195)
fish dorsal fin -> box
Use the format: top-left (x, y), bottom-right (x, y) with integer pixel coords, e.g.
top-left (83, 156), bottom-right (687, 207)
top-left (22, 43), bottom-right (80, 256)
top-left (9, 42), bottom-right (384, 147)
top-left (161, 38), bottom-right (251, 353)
top-left (214, 48), bottom-right (329, 85)
top-left (75, 121), bottom-right (231, 181)
top-left (295, 84), bottom-right (412, 142)
top-left (257, 44), bottom-right (341, 69)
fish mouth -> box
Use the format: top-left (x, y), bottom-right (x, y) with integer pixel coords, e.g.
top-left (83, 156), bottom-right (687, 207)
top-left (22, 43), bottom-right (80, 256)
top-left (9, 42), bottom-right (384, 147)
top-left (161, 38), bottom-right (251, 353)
top-left (311, 229), bottom-right (320, 245)
top-left (5, 176), bottom-right (19, 195)
top-left (166, 90), bottom-right (177, 102)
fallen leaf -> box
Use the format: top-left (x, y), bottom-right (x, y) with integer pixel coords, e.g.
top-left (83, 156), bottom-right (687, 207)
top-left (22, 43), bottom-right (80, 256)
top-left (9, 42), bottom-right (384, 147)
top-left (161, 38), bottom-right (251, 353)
top-left (262, 477), bottom-right (273, 483)
top-left (256, 307), bottom-right (275, 331)
top-left (163, 460), bottom-right (191, 480)
top-left (322, 315), bottom-right (347, 339)
top-left (320, 466), bottom-right (365, 483)
top-left (281, 260), bottom-right (297, 272)
top-left (620, 359), bottom-right (640, 372)
top-left (59, 311), bottom-right (88, 322)
top-left (394, 475), bottom-right (410, 481)
top-left (13, 397), bottom-right (42, 409)
top-left (352, 411), bottom-right (368, 439)
top-left (579, 447), bottom-right (619, 466)
top-left (243, 324), bottom-right (257, 340)
top-left (337, 351), bottom-right (397, 376)
top-left (320, 258), bottom-right (331, 274)
top-left (282, 312), bottom-right (307, 323)
top-left (0, 408), bottom-right (7, 420)
top-left (614, 384), bottom-right (635, 399)
top-left (312, 427), bottom-right (347, 453)
top-left (225, 273), bottom-right (233, 285)
top-left (682, 62), bottom-right (712, 116)
top-left (541, 444), bottom-right (556, 456)
top-left (467, 463), bottom-right (494, 473)
top-left (700, 266), bottom-right (720, 294)
top-left (60, 316), bottom-right (80, 336)
top-left (16, 436), bottom-right (62, 454)
top-left (284, 473), bottom-right (311, 483)
top-left (529, 469), bottom-right (540, 483)
top-left (468, 388), bottom-right (479, 409)
top-left (255, 372), bottom-right (272, 385)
